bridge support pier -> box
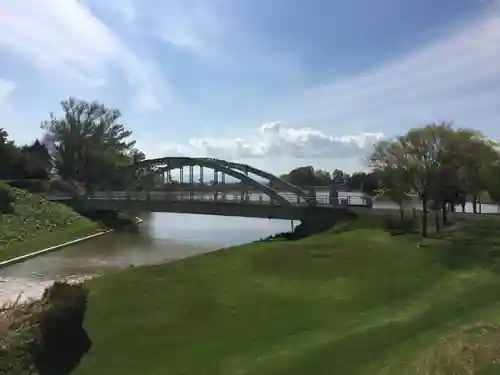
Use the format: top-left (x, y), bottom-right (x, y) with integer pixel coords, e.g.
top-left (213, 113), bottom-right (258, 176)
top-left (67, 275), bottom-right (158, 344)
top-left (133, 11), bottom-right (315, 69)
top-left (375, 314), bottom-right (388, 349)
top-left (297, 208), bottom-right (358, 237)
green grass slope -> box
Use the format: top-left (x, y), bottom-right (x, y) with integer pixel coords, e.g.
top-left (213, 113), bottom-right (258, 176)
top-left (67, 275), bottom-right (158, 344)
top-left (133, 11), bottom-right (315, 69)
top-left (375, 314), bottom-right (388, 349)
top-left (75, 216), bottom-right (500, 375)
top-left (0, 183), bottom-right (100, 262)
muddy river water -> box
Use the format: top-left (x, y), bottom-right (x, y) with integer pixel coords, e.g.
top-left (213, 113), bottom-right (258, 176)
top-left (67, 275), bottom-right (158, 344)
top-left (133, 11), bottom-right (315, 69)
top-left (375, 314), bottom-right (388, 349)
top-left (0, 212), bottom-right (297, 303)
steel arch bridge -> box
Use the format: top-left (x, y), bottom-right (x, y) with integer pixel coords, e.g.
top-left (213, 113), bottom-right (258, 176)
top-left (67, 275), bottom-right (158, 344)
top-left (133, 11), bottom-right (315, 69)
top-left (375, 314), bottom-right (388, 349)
top-left (130, 156), bottom-right (313, 206)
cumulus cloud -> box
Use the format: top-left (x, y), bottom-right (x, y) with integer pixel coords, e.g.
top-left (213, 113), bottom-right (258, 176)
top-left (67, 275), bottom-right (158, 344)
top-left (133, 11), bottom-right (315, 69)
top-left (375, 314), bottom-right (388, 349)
top-left (0, 0), bottom-right (167, 111)
top-left (163, 122), bottom-right (384, 160)
top-left (0, 79), bottom-right (16, 102)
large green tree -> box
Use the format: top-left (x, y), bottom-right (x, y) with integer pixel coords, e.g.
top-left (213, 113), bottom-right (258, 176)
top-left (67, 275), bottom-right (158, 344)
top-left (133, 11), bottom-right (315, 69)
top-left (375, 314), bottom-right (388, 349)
top-left (41, 97), bottom-right (137, 188)
top-left (449, 130), bottom-right (497, 214)
top-left (281, 166), bottom-right (316, 186)
top-left (369, 123), bottom-right (456, 237)
top-left (370, 123), bottom-right (498, 236)
top-left (485, 146), bottom-right (500, 210)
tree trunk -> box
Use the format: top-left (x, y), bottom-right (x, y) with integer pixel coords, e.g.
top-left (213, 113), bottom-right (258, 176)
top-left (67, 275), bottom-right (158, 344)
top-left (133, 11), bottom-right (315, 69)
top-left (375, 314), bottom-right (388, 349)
top-left (441, 202), bottom-right (448, 225)
top-left (473, 195), bottom-right (478, 214)
top-left (435, 210), bottom-right (440, 233)
top-left (421, 195), bottom-right (428, 238)
top-left (399, 208), bottom-right (405, 228)
top-left (461, 202), bottom-right (466, 213)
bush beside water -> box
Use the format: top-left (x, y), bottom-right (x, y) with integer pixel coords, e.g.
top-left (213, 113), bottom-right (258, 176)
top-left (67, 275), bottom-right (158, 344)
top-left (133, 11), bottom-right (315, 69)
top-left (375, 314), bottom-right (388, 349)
top-left (0, 282), bottom-right (91, 375)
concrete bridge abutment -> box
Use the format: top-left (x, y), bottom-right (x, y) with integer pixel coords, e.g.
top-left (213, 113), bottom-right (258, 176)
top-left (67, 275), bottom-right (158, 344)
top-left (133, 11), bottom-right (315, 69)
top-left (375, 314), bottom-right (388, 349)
top-left (296, 207), bottom-right (359, 237)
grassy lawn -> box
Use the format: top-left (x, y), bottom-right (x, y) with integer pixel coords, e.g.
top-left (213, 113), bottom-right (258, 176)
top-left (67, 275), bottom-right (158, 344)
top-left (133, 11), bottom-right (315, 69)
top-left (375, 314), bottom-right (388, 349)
top-left (73, 215), bottom-right (500, 375)
top-left (0, 185), bottom-right (100, 262)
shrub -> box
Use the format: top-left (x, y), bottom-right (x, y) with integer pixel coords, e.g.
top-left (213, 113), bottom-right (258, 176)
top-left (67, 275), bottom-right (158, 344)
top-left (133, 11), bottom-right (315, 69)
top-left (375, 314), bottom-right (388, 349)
top-left (382, 213), bottom-right (418, 234)
top-left (1, 282), bottom-right (92, 375)
top-left (33, 282), bottom-right (92, 375)
top-left (0, 182), bottom-right (15, 213)
top-left (6, 179), bottom-right (47, 193)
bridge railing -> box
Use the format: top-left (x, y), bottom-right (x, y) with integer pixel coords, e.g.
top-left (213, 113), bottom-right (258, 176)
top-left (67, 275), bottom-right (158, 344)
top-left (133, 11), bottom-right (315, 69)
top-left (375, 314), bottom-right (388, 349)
top-left (83, 190), bottom-right (373, 208)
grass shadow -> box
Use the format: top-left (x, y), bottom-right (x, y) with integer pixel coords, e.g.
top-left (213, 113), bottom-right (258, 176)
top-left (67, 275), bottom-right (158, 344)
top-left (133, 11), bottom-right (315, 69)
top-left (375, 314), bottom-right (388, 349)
top-left (272, 279), bottom-right (500, 375)
top-left (431, 217), bottom-right (500, 270)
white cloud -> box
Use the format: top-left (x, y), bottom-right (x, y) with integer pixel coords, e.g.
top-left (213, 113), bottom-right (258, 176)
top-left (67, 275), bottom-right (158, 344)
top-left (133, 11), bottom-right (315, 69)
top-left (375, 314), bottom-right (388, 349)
top-left (0, 79), bottom-right (16, 102)
top-left (0, 0), bottom-right (166, 111)
top-left (139, 2), bottom-right (500, 126)
top-left (83, 0), bottom-right (137, 26)
top-left (141, 0), bottom-right (303, 78)
top-left (149, 0), bottom-right (224, 58)
top-left (282, 14), bottom-right (500, 128)
top-left (482, 0), bottom-right (500, 12)
top-left (162, 122), bottom-right (384, 160)
top-left (83, 0), bottom-right (216, 53)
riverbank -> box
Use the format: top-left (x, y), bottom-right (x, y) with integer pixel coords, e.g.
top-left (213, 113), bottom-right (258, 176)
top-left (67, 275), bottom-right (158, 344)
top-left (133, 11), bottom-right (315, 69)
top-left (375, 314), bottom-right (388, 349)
top-left (0, 183), bottom-right (101, 263)
top-left (73, 215), bottom-right (500, 375)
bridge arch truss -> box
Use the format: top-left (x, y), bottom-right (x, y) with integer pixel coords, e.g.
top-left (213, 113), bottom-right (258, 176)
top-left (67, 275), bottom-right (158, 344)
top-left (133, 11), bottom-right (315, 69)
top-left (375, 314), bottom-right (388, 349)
top-left (130, 157), bottom-right (310, 206)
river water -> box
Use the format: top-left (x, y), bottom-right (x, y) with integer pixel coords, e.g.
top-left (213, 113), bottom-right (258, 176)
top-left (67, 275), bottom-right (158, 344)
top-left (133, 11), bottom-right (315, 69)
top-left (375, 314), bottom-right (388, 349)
top-left (0, 212), bottom-right (299, 304)
top-left (1, 195), bottom-right (499, 305)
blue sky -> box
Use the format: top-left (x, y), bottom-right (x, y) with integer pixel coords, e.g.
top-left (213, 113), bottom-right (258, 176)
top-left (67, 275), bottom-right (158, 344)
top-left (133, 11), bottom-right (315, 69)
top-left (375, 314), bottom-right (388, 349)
top-left (0, 0), bottom-right (499, 173)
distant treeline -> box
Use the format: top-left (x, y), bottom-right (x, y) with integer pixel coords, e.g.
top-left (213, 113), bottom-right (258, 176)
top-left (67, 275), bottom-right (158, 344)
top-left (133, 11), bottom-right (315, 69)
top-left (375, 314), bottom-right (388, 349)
top-left (278, 166), bottom-right (380, 195)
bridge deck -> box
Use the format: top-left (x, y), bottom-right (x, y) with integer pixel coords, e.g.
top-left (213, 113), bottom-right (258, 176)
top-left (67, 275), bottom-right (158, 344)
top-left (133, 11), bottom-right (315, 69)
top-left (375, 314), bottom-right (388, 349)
top-left (51, 191), bottom-right (370, 206)
top-left (44, 191), bottom-right (372, 220)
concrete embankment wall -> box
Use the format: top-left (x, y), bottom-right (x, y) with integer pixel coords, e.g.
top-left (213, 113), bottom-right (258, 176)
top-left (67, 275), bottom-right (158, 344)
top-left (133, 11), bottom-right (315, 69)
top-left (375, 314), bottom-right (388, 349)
top-left (0, 230), bottom-right (113, 269)
top-left (0, 217), bottom-right (144, 269)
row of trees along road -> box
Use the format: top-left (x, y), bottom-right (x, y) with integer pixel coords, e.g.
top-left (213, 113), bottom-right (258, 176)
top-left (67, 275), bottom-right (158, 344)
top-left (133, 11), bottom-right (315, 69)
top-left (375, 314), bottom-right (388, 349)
top-left (1, 97), bottom-right (145, 191)
top-left (369, 122), bottom-right (500, 237)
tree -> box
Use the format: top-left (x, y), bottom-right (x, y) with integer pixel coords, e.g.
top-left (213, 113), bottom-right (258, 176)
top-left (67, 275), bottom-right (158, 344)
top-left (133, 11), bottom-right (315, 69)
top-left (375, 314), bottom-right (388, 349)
top-left (344, 171), bottom-right (380, 195)
top-left (0, 128), bottom-right (8, 144)
top-left (20, 140), bottom-right (52, 179)
top-left (314, 169), bottom-right (332, 185)
top-left (331, 169), bottom-right (349, 186)
top-left (369, 123), bottom-right (454, 237)
top-left (284, 166), bottom-right (316, 187)
top-left (369, 123), bottom-right (499, 236)
top-left (486, 151), bottom-right (500, 211)
top-left (282, 166), bottom-right (349, 187)
top-left (41, 97), bottom-right (136, 188)
top-left (374, 168), bottom-right (415, 226)
top-left (129, 148), bottom-right (146, 165)
top-left (453, 132), bottom-right (497, 214)
top-left (0, 128), bottom-right (22, 179)
top-left (433, 128), bottom-right (497, 218)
